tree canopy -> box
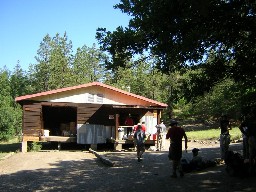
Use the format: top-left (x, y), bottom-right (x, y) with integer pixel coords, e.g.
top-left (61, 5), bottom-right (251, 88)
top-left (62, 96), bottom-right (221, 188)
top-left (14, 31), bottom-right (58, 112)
top-left (96, 0), bottom-right (256, 87)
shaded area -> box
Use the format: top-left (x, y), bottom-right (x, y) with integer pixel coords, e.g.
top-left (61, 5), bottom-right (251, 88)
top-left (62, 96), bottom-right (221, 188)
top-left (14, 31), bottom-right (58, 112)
top-left (42, 106), bottom-right (77, 136)
top-left (0, 142), bottom-right (20, 152)
top-left (0, 143), bottom-right (255, 192)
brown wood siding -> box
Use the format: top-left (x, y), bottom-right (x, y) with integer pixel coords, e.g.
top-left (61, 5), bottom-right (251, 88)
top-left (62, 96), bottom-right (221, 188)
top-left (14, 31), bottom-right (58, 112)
top-left (77, 103), bottom-right (102, 124)
top-left (41, 102), bottom-right (78, 107)
top-left (88, 105), bottom-right (118, 126)
top-left (23, 104), bottom-right (42, 136)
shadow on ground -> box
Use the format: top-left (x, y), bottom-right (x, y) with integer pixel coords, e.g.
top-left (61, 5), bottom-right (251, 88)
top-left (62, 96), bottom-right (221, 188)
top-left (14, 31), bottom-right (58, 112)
top-left (1, 142), bottom-right (255, 192)
top-left (0, 142), bottom-right (20, 152)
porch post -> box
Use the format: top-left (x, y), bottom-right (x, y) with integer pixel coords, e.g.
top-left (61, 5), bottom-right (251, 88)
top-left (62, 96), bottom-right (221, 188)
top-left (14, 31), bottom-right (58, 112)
top-left (21, 141), bottom-right (27, 153)
top-left (157, 109), bottom-right (161, 124)
top-left (115, 114), bottom-right (119, 140)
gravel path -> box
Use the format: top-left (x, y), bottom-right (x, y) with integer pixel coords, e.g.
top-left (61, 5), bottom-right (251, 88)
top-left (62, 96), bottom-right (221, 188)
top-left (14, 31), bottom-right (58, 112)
top-left (0, 141), bottom-right (255, 192)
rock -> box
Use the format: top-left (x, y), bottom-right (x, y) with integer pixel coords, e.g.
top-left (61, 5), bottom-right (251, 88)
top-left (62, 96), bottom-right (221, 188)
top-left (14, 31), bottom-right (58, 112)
top-left (89, 148), bottom-right (115, 167)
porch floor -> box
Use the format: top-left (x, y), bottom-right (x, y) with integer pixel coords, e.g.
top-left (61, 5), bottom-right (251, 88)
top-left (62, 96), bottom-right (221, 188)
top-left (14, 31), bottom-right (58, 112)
top-left (40, 136), bottom-right (77, 142)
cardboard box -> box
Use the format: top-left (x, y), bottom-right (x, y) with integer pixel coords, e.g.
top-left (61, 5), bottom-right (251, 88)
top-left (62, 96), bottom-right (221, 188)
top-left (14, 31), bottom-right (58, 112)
top-left (128, 135), bottom-right (134, 140)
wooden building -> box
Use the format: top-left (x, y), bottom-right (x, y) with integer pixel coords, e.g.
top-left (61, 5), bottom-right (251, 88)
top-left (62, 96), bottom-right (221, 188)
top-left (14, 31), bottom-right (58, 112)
top-left (15, 82), bottom-right (168, 152)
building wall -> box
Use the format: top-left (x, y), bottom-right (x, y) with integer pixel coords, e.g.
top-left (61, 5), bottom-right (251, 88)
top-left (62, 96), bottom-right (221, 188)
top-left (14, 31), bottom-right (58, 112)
top-left (31, 87), bottom-right (154, 106)
top-left (77, 103), bottom-right (102, 124)
top-left (23, 103), bottom-right (42, 136)
top-left (21, 102), bottom-right (163, 144)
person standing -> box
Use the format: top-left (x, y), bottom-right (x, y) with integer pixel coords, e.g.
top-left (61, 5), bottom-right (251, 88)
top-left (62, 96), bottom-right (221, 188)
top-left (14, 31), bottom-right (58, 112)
top-left (219, 115), bottom-right (232, 160)
top-left (133, 124), bottom-right (146, 162)
top-left (155, 120), bottom-right (166, 151)
top-left (239, 120), bottom-right (249, 159)
top-left (166, 120), bottom-right (188, 178)
top-left (125, 114), bottom-right (134, 137)
top-left (245, 112), bottom-right (256, 175)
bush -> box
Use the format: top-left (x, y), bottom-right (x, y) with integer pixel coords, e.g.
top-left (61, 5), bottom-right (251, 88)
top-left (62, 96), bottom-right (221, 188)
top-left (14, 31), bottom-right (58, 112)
top-left (28, 142), bottom-right (42, 152)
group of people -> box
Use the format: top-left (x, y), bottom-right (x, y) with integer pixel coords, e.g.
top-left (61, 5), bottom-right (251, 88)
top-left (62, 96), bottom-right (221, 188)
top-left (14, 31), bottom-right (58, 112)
top-left (131, 120), bottom-right (166, 161)
top-left (133, 114), bottom-right (256, 178)
top-left (132, 119), bottom-right (188, 178)
top-left (218, 114), bottom-right (256, 177)
top-left (133, 121), bottom-right (164, 162)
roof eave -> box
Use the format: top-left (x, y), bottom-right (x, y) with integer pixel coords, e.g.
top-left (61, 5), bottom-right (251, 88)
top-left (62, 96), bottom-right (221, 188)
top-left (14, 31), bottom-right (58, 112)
top-left (15, 82), bottom-right (168, 107)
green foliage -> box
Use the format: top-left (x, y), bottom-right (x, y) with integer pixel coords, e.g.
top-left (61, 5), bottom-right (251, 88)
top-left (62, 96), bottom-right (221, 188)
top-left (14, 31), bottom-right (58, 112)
top-left (0, 69), bottom-right (11, 97)
top-left (105, 55), bottom-right (170, 104)
top-left (72, 44), bottom-right (106, 85)
top-left (10, 62), bottom-right (31, 98)
top-left (97, 0), bottom-right (256, 92)
top-left (30, 32), bottom-right (73, 91)
top-left (29, 33), bottom-right (108, 92)
top-left (31, 34), bottom-right (52, 92)
top-left (179, 68), bottom-right (214, 101)
top-left (0, 69), bottom-right (22, 141)
top-left (189, 79), bottom-right (242, 119)
top-left (0, 105), bottom-right (22, 141)
top-left (28, 142), bottom-right (42, 152)
top-left (186, 127), bottom-right (242, 141)
top-left (173, 98), bottom-right (192, 119)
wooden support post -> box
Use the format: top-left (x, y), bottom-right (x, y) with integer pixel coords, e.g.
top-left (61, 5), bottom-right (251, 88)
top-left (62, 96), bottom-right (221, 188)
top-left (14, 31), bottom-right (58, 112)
top-left (114, 143), bottom-right (122, 151)
top-left (115, 114), bottom-right (119, 140)
top-left (21, 141), bottom-right (27, 153)
top-left (58, 142), bottom-right (61, 150)
top-left (157, 109), bottom-right (161, 124)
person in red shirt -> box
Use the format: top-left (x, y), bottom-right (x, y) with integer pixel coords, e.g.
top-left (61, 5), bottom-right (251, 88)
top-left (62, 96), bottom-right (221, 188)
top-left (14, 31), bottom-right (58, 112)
top-left (125, 114), bottom-right (134, 137)
top-left (134, 122), bottom-right (146, 132)
top-left (166, 120), bottom-right (188, 178)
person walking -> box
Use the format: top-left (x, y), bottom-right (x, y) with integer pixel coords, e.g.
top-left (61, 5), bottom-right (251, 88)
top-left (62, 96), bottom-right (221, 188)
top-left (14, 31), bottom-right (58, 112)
top-left (155, 120), bottom-right (166, 151)
top-left (133, 122), bottom-right (146, 151)
top-left (219, 114), bottom-right (232, 161)
top-left (166, 120), bottom-right (188, 178)
top-left (134, 124), bottom-right (146, 162)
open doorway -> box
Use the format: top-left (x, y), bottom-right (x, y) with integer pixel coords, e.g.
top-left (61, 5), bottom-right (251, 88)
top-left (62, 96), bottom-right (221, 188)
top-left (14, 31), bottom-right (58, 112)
top-left (42, 106), bottom-right (77, 136)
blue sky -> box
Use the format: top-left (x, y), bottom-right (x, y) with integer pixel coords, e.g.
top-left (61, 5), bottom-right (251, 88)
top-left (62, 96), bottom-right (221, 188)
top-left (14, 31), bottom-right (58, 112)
top-left (0, 0), bottom-right (130, 71)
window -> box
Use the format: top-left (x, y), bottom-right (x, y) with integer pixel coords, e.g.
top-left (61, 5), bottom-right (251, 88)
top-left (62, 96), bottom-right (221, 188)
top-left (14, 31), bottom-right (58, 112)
top-left (96, 94), bottom-right (104, 103)
top-left (88, 93), bottom-right (94, 103)
top-left (87, 93), bottom-right (104, 103)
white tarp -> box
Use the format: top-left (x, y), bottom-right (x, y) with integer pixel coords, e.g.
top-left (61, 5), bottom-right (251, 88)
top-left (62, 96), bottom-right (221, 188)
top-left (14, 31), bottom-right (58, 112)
top-left (77, 124), bottom-right (114, 144)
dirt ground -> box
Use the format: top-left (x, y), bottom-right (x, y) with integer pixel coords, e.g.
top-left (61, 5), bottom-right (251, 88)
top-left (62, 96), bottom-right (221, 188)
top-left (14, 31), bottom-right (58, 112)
top-left (0, 140), bottom-right (255, 192)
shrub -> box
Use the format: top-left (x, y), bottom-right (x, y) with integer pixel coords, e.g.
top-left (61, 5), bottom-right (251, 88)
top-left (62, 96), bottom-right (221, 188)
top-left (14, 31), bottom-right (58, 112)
top-left (28, 142), bottom-right (42, 152)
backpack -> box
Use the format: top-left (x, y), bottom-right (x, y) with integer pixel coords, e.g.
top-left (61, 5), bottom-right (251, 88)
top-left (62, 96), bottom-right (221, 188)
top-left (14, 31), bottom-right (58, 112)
top-left (135, 130), bottom-right (145, 145)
